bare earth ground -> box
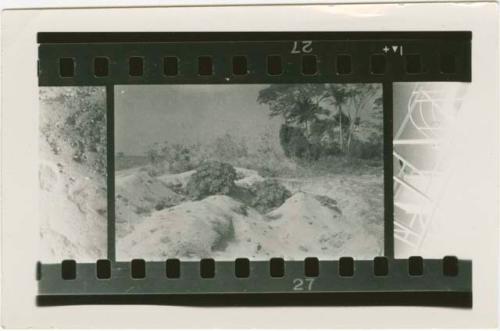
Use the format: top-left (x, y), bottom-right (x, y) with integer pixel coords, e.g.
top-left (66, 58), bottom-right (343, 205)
top-left (116, 167), bottom-right (383, 261)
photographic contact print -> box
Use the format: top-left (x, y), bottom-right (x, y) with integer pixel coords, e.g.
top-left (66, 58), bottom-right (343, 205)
top-left (34, 32), bottom-right (473, 304)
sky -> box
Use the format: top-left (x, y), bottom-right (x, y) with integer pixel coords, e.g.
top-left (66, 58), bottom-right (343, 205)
top-left (115, 84), bottom-right (283, 156)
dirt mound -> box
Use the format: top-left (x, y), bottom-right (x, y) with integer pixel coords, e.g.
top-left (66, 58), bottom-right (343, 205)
top-left (117, 195), bottom-right (267, 260)
top-left (115, 169), bottom-right (184, 237)
top-left (117, 190), bottom-right (382, 261)
top-left (268, 192), bottom-right (341, 222)
top-left (266, 192), bottom-right (381, 258)
top-left (39, 160), bottom-right (107, 261)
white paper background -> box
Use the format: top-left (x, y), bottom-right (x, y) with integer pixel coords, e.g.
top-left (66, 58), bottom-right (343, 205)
top-left (1, 2), bottom-right (498, 328)
top-left (0, 0), bottom-right (494, 10)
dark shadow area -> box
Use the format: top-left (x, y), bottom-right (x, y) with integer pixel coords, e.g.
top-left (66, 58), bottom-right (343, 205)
top-left (37, 291), bottom-right (472, 308)
top-left (38, 32), bottom-right (472, 44)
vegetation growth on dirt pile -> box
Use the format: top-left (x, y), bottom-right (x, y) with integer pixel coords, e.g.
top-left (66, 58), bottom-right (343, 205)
top-left (186, 161), bottom-right (238, 200)
top-left (249, 180), bottom-right (292, 213)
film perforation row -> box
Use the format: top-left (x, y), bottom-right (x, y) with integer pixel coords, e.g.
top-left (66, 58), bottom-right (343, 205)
top-left (56, 53), bottom-right (459, 79)
top-left (38, 256), bottom-right (460, 281)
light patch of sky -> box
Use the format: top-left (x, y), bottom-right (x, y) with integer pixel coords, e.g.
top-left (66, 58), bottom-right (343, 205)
top-left (115, 84), bottom-right (283, 156)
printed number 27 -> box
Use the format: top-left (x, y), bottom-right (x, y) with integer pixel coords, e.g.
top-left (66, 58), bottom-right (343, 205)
top-left (291, 41), bottom-right (313, 54)
top-left (293, 278), bottom-right (315, 291)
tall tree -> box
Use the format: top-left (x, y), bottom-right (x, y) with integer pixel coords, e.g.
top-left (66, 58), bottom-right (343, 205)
top-left (342, 84), bottom-right (381, 153)
top-left (326, 84), bottom-right (351, 152)
top-left (257, 84), bottom-right (329, 138)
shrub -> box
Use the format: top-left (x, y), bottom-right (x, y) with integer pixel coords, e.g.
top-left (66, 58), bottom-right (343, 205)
top-left (186, 161), bottom-right (237, 200)
top-left (250, 180), bottom-right (291, 213)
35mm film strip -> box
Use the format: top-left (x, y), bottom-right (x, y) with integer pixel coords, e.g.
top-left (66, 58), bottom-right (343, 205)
top-left (37, 32), bottom-right (472, 306)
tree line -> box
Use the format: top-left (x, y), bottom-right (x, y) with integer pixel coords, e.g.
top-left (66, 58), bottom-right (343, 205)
top-left (257, 83), bottom-right (382, 160)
